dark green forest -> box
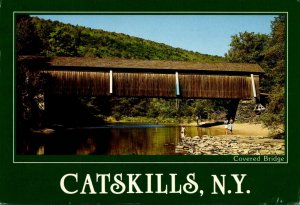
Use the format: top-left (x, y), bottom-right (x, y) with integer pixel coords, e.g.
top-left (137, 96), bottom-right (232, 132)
top-left (17, 16), bottom-right (223, 61)
top-left (16, 15), bottom-right (285, 136)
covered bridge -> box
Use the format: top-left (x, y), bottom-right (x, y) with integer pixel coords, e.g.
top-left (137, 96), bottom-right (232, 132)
top-left (18, 55), bottom-right (264, 99)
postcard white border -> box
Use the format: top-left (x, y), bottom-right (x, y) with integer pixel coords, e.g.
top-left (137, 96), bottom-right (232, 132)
top-left (13, 11), bottom-right (289, 164)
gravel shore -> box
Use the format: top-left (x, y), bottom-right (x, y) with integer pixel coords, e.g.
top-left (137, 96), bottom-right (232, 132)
top-left (175, 134), bottom-right (285, 155)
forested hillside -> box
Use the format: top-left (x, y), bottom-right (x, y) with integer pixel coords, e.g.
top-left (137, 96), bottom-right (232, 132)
top-left (17, 16), bottom-right (223, 62)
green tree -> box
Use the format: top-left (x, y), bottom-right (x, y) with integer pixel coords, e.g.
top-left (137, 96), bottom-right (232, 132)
top-left (260, 16), bottom-right (285, 136)
top-left (225, 16), bottom-right (286, 135)
top-left (48, 25), bottom-right (78, 56)
top-left (225, 32), bottom-right (269, 64)
top-left (16, 15), bottom-right (42, 55)
top-left (16, 15), bottom-right (45, 128)
top-left (260, 85), bottom-right (284, 137)
top-left (32, 18), bottom-right (55, 55)
top-left (263, 15), bottom-right (285, 91)
top-left (16, 63), bottom-right (47, 128)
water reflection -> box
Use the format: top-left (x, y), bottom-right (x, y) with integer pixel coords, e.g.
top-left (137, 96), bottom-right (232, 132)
top-left (76, 137), bottom-right (97, 155)
top-left (17, 125), bottom-right (224, 155)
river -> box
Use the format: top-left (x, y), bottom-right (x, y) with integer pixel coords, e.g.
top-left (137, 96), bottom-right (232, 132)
top-left (17, 124), bottom-right (226, 155)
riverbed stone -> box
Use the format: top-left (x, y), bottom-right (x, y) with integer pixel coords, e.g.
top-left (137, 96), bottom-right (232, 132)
top-left (176, 134), bottom-right (285, 155)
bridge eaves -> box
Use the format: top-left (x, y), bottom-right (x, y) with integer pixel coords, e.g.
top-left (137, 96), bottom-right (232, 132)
top-left (18, 55), bottom-right (264, 74)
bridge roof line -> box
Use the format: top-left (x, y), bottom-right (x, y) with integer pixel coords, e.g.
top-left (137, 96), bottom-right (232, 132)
top-left (18, 55), bottom-right (264, 74)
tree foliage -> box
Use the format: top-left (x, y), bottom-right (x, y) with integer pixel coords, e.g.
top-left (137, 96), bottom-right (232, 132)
top-left (225, 32), bottom-right (269, 64)
top-left (24, 16), bottom-right (224, 62)
top-left (225, 15), bottom-right (286, 134)
top-left (16, 15), bottom-right (42, 54)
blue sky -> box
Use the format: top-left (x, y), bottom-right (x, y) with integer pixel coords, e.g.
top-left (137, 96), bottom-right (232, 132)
top-left (33, 15), bottom-right (277, 56)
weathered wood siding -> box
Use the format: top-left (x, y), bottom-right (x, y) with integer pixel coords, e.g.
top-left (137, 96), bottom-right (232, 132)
top-left (114, 72), bottom-right (175, 97)
top-left (179, 74), bottom-right (259, 99)
top-left (44, 70), bottom-right (259, 99)
top-left (44, 71), bottom-right (110, 96)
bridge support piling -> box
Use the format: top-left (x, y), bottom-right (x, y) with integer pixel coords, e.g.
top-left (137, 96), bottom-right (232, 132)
top-left (226, 99), bottom-right (240, 122)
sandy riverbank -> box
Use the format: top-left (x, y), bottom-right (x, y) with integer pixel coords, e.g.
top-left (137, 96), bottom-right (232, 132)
top-left (213, 122), bottom-right (271, 137)
top-left (176, 123), bottom-right (285, 155)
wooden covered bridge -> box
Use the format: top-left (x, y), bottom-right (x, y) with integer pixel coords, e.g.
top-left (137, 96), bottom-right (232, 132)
top-left (18, 55), bottom-right (264, 99)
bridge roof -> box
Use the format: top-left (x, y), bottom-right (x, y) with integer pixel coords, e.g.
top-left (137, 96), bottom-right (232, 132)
top-left (19, 55), bottom-right (264, 74)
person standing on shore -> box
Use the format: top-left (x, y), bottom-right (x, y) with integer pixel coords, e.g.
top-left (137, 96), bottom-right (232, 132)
top-left (180, 126), bottom-right (186, 139)
top-left (196, 115), bottom-right (201, 125)
top-left (228, 119), bottom-right (233, 134)
top-left (224, 119), bottom-right (228, 135)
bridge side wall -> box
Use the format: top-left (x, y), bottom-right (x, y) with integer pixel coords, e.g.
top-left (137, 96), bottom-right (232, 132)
top-left (44, 70), bottom-right (110, 96)
top-left (179, 74), bottom-right (259, 99)
top-left (44, 70), bottom-right (259, 99)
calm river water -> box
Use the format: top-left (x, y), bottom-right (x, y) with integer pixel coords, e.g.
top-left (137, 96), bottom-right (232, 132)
top-left (18, 124), bottom-right (225, 155)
